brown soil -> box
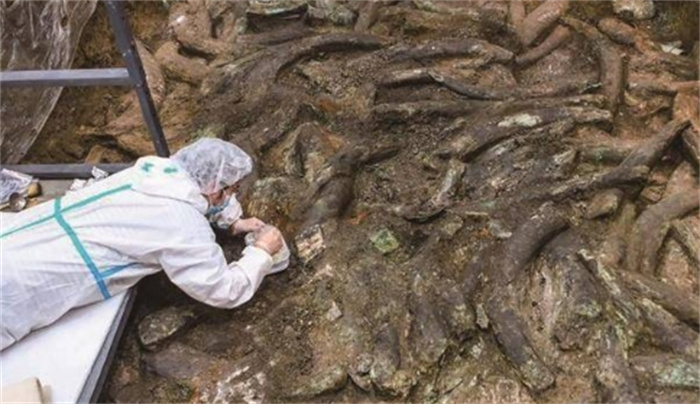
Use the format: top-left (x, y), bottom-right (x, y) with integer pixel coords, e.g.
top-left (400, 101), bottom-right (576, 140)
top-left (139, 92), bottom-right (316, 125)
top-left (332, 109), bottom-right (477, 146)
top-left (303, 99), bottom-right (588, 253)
top-left (19, 1), bottom-right (700, 403)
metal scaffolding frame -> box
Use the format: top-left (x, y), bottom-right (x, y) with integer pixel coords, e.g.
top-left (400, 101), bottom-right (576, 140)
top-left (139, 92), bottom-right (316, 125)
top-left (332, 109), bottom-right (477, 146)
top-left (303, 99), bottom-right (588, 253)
top-left (1, 2), bottom-right (164, 400)
top-left (0, 0), bottom-right (169, 178)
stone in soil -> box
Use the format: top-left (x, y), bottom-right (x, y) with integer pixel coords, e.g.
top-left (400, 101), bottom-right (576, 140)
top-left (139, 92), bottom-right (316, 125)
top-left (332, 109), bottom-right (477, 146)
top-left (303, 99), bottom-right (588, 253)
top-left (370, 228), bottom-right (401, 254)
top-left (145, 342), bottom-right (216, 380)
top-left (631, 354), bottom-right (700, 390)
top-left (613, 0), bottom-right (655, 20)
top-left (138, 305), bottom-right (198, 349)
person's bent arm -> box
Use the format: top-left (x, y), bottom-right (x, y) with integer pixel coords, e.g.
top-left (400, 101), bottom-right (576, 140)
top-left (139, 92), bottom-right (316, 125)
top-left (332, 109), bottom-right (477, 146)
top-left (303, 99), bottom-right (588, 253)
top-left (158, 233), bottom-right (273, 309)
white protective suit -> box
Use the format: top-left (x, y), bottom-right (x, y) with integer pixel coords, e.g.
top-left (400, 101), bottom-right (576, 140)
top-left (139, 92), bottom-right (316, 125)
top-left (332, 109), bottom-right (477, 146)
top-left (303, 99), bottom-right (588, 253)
top-left (0, 140), bottom-right (286, 351)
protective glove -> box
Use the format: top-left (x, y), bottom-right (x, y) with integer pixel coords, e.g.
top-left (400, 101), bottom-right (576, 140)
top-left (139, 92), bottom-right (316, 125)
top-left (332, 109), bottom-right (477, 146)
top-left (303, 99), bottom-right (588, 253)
top-left (232, 217), bottom-right (266, 235)
top-left (246, 225), bottom-right (289, 274)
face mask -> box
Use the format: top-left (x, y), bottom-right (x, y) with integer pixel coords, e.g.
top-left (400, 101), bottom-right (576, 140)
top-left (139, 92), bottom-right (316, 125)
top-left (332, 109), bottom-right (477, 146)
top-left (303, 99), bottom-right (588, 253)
top-left (206, 193), bottom-right (243, 230)
top-left (205, 195), bottom-right (230, 218)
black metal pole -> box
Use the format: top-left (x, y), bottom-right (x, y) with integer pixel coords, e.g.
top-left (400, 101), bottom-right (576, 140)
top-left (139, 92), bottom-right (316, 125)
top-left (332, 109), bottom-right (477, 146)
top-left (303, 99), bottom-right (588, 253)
top-left (104, 0), bottom-right (170, 158)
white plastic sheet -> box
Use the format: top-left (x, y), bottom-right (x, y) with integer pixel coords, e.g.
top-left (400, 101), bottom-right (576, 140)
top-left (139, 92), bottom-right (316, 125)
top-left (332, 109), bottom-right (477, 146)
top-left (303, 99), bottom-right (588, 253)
top-left (0, 0), bottom-right (97, 164)
top-left (0, 169), bottom-right (32, 205)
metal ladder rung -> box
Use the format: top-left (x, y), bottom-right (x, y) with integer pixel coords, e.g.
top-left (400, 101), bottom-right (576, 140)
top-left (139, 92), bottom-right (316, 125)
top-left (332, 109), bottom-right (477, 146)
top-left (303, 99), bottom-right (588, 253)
top-left (1, 163), bottom-right (132, 179)
top-left (0, 68), bottom-right (133, 88)
top-left (0, 0), bottom-right (169, 167)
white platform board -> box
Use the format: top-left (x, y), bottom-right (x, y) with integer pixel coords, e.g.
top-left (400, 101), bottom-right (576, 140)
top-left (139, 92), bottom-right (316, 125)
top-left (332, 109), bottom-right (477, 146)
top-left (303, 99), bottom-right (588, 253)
top-left (1, 181), bottom-right (133, 403)
top-left (0, 293), bottom-right (130, 403)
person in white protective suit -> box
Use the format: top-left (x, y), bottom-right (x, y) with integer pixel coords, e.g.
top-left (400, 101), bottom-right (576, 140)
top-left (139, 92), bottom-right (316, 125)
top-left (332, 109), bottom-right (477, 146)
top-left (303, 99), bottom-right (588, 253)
top-left (0, 138), bottom-right (289, 351)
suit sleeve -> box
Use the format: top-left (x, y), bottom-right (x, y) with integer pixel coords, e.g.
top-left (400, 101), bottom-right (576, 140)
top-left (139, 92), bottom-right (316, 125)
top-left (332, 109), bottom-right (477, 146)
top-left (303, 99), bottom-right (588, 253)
top-left (158, 229), bottom-right (273, 308)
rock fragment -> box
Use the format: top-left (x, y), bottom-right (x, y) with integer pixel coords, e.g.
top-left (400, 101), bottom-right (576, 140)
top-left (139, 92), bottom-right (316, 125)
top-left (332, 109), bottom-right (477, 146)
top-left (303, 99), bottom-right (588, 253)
top-left (138, 306), bottom-right (199, 349)
top-left (631, 355), bottom-right (700, 390)
top-left (475, 304), bottom-right (489, 330)
top-left (370, 228), bottom-right (401, 254)
top-left (613, 0), bottom-right (655, 20)
top-left (145, 343), bottom-right (215, 380)
top-left (326, 301), bottom-right (343, 322)
top-left (586, 189), bottom-right (623, 219)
